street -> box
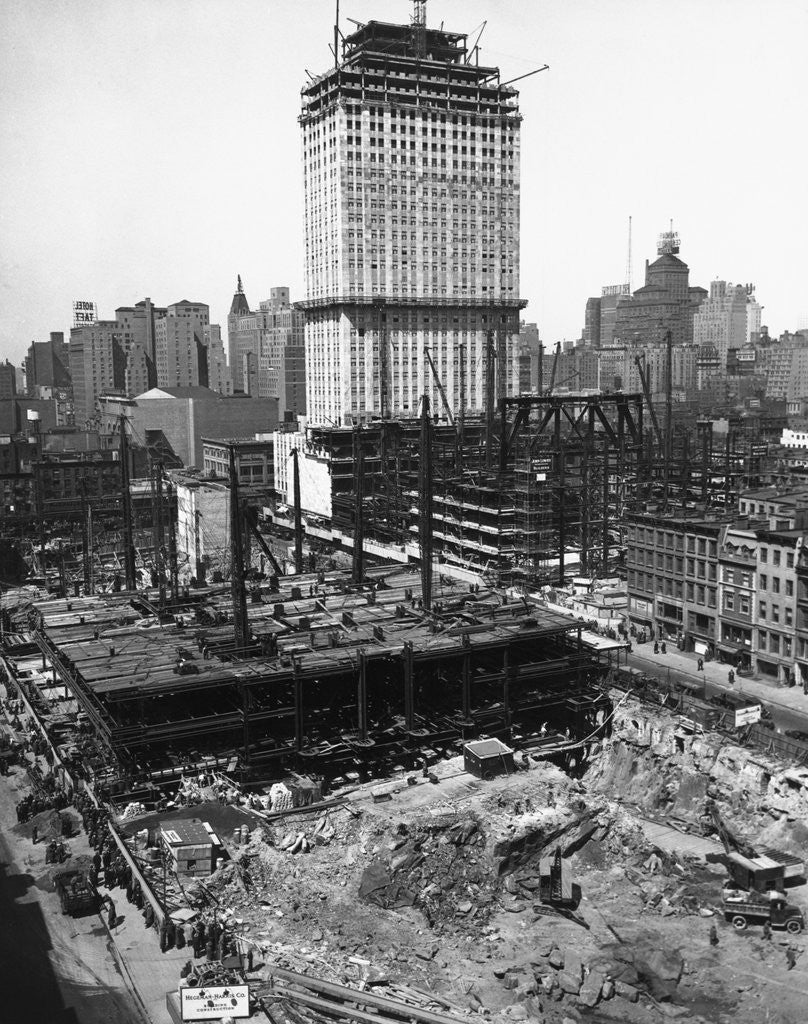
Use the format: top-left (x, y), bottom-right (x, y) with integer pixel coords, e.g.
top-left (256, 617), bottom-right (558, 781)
top-left (0, 763), bottom-right (145, 1024)
top-left (627, 644), bottom-right (808, 736)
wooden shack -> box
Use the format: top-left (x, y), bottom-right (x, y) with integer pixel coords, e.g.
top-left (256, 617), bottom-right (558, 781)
top-left (159, 818), bottom-right (220, 877)
top-left (463, 738), bottom-right (515, 780)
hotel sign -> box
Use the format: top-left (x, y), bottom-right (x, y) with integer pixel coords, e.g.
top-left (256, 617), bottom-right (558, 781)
top-left (72, 300), bottom-right (97, 327)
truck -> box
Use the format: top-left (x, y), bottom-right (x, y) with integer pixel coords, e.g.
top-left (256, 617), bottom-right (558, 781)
top-left (54, 868), bottom-right (98, 917)
top-left (723, 890), bottom-right (804, 934)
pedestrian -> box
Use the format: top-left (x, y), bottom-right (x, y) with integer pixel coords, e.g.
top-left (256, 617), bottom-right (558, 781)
top-left (160, 921), bottom-right (169, 953)
top-left (709, 924), bottom-right (718, 946)
top-left (698, 657), bottom-right (704, 672)
top-left (728, 669), bottom-right (735, 685)
top-left (660, 641), bottom-right (667, 654)
top-left (786, 946), bottom-right (798, 970)
top-left (654, 641), bottom-right (659, 654)
top-left (107, 899), bottom-right (116, 929)
top-left (144, 902), bottom-right (155, 929)
top-left (762, 919), bottom-right (771, 941)
top-left (175, 921), bottom-right (185, 949)
top-left (247, 947), bottom-right (254, 972)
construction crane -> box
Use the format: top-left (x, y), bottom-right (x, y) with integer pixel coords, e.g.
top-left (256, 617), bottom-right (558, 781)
top-left (545, 343), bottom-right (561, 395)
top-left (424, 346), bottom-right (454, 425)
top-left (634, 355), bottom-right (662, 448)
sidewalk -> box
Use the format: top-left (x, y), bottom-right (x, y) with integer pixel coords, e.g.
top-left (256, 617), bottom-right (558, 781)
top-left (98, 881), bottom-right (191, 1024)
top-left (628, 641), bottom-right (808, 719)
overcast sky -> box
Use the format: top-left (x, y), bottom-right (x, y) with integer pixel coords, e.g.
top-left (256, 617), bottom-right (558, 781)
top-left (1, 0), bottom-right (806, 367)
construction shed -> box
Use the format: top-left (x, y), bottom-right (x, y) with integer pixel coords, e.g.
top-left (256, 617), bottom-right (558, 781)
top-left (159, 818), bottom-right (220, 877)
top-left (463, 738), bottom-right (515, 780)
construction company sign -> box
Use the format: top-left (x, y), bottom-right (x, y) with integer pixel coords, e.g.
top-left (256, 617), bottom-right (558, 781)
top-left (72, 299), bottom-right (97, 327)
top-left (733, 703), bottom-right (761, 728)
top-left (180, 984), bottom-right (250, 1020)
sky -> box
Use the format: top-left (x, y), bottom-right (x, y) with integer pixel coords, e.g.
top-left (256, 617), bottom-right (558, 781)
top-left (1, 0), bottom-right (806, 368)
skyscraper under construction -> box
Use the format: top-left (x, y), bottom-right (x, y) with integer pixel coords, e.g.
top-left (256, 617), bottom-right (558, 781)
top-left (299, 1), bottom-right (524, 427)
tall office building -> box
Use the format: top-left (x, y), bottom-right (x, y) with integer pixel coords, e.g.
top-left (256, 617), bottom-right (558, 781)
top-left (0, 360), bottom-right (17, 400)
top-left (228, 284), bottom-right (307, 417)
top-left (25, 333), bottom-right (71, 394)
top-left (300, 5), bottom-right (524, 426)
top-left (612, 231), bottom-right (707, 349)
top-left (205, 325), bottom-right (233, 396)
top-left (693, 281), bottom-right (757, 368)
top-left (116, 298), bottom-right (166, 393)
top-left (69, 322), bottom-right (126, 427)
top-left (155, 301), bottom-right (211, 389)
top-left (227, 276), bottom-right (253, 391)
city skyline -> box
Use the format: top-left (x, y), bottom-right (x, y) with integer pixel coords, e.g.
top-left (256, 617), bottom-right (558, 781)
top-left (1, 0), bottom-right (806, 367)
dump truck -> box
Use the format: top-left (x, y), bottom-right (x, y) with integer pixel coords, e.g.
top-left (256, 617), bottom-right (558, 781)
top-left (54, 868), bottom-right (98, 917)
top-left (723, 890), bottom-right (804, 934)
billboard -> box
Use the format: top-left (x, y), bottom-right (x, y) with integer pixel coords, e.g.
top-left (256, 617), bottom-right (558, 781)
top-left (180, 985), bottom-right (250, 1020)
top-left (72, 300), bottom-right (97, 327)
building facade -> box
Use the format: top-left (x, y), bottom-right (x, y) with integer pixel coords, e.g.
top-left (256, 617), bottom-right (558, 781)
top-left (627, 490), bottom-right (808, 684)
top-left (693, 281), bottom-right (755, 370)
top-left (300, 12), bottom-right (524, 426)
top-left (69, 322), bottom-right (126, 427)
top-left (155, 301), bottom-right (211, 389)
top-left (612, 234), bottom-right (706, 350)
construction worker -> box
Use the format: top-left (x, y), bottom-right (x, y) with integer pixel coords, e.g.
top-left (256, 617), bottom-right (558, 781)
top-left (786, 946), bottom-right (798, 970)
top-left (762, 920), bottom-right (771, 941)
top-left (709, 924), bottom-right (719, 946)
top-left (107, 899), bottom-right (116, 930)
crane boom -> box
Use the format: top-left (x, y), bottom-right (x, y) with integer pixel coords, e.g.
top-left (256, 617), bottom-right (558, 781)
top-left (424, 347), bottom-right (455, 425)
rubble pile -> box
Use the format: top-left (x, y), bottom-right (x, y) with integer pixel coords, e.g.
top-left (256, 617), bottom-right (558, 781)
top-left (360, 815), bottom-right (494, 925)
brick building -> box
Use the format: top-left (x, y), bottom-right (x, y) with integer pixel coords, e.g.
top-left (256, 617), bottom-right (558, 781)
top-left (626, 488), bottom-right (808, 683)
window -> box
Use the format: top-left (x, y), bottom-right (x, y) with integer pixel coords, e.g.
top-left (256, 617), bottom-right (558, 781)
top-left (771, 605), bottom-right (780, 623)
top-left (773, 578), bottom-right (780, 594)
top-left (724, 592), bottom-right (735, 611)
top-left (759, 601), bottom-right (767, 618)
top-left (759, 630), bottom-right (767, 651)
top-left (760, 574), bottom-right (767, 589)
top-left (785, 607), bottom-right (793, 626)
top-left (760, 548), bottom-right (768, 563)
top-left (739, 595), bottom-right (750, 614)
top-left (786, 579), bottom-right (794, 597)
top-left (787, 552), bottom-right (794, 568)
top-left (773, 550), bottom-right (781, 567)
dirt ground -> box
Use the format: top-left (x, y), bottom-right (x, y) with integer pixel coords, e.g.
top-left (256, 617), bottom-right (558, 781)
top-left (177, 718), bottom-right (808, 1024)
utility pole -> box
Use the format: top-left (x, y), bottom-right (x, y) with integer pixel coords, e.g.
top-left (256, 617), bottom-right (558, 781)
top-left (352, 426), bottom-right (364, 584)
top-left (80, 477), bottom-right (93, 595)
top-left (485, 330), bottom-right (496, 470)
top-left (166, 476), bottom-right (179, 602)
top-left (119, 413), bottom-right (137, 591)
top-left (229, 446), bottom-right (249, 650)
top-left (458, 342), bottom-right (466, 445)
top-left (291, 449), bottom-right (304, 574)
top-left (419, 395), bottom-right (433, 610)
top-left (662, 330), bottom-right (673, 512)
top-left (151, 459), bottom-right (166, 608)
